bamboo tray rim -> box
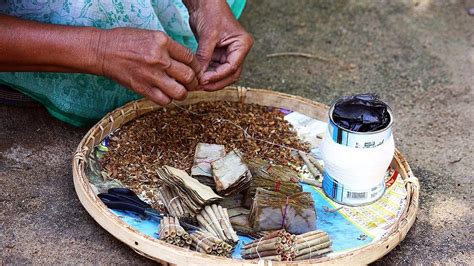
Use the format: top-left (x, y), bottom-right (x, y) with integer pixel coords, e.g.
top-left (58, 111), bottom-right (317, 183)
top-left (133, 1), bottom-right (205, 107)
top-left (72, 87), bottom-right (420, 265)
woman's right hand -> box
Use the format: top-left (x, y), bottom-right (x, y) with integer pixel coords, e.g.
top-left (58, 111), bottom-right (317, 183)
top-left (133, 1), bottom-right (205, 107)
top-left (98, 28), bottom-right (202, 105)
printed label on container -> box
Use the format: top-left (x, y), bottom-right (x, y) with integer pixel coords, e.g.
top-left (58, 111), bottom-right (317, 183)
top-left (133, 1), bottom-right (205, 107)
top-left (322, 171), bottom-right (386, 206)
top-left (328, 120), bottom-right (392, 149)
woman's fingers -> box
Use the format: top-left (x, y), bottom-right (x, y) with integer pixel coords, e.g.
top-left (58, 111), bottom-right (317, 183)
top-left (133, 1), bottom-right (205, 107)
top-left (165, 60), bottom-right (199, 91)
top-left (211, 47), bottom-right (227, 63)
top-left (136, 72), bottom-right (189, 105)
top-left (201, 61), bottom-right (236, 84)
top-left (201, 66), bottom-right (242, 91)
top-left (142, 86), bottom-right (171, 106)
top-left (167, 39), bottom-right (202, 90)
top-left (195, 35), bottom-right (217, 75)
top-left (152, 74), bottom-right (188, 101)
top-left (200, 38), bottom-right (252, 84)
top-left (168, 39), bottom-right (201, 75)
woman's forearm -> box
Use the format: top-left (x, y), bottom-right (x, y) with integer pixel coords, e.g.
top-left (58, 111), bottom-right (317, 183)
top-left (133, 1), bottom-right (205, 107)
top-left (0, 15), bottom-right (204, 105)
top-left (0, 15), bottom-right (102, 75)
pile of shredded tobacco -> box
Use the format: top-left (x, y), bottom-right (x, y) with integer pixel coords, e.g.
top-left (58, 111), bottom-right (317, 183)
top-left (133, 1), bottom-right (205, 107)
top-left (101, 101), bottom-right (310, 189)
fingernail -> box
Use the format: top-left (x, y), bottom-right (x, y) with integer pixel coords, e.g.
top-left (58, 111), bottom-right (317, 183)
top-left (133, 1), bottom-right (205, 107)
top-left (201, 79), bottom-right (209, 85)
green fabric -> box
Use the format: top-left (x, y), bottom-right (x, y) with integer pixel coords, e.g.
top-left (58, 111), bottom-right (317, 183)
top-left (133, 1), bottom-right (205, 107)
top-left (0, 0), bottom-right (246, 127)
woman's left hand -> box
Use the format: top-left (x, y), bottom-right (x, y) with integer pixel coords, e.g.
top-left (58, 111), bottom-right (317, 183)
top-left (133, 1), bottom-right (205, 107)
top-left (185, 0), bottom-right (253, 91)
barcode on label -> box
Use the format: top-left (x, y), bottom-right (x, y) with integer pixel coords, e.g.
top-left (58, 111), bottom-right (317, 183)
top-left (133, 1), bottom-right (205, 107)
top-left (347, 191), bottom-right (367, 199)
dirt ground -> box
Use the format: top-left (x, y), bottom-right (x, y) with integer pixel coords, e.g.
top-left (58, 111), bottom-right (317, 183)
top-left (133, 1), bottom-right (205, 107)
top-left (1, 0), bottom-right (473, 264)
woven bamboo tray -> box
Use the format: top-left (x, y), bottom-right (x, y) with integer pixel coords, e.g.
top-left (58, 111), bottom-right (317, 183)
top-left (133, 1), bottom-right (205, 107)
top-left (72, 87), bottom-right (419, 265)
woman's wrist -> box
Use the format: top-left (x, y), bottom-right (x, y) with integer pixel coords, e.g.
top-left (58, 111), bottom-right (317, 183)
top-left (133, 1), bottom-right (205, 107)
top-left (88, 27), bottom-right (108, 76)
top-left (43, 26), bottom-right (106, 75)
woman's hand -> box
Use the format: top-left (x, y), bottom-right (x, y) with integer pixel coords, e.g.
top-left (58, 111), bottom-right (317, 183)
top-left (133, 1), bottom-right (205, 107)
top-left (185, 0), bottom-right (253, 91)
top-left (99, 28), bottom-right (201, 105)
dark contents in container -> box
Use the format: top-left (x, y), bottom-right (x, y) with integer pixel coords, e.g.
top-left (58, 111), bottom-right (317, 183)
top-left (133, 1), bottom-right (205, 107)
top-left (332, 94), bottom-right (390, 132)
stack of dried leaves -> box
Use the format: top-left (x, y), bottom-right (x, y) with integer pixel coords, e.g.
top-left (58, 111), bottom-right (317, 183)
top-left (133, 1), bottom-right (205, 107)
top-left (249, 188), bottom-right (317, 234)
top-left (101, 101), bottom-right (310, 190)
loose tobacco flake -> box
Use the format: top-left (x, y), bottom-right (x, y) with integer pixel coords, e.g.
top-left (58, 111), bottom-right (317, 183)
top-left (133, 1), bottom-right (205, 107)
top-left (101, 102), bottom-right (310, 191)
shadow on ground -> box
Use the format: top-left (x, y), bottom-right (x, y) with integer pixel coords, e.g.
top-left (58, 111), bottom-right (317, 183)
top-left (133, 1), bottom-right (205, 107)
top-left (1, 0), bottom-right (473, 264)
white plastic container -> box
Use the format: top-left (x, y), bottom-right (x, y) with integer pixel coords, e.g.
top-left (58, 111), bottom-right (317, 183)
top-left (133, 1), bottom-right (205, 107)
top-left (320, 102), bottom-right (395, 206)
